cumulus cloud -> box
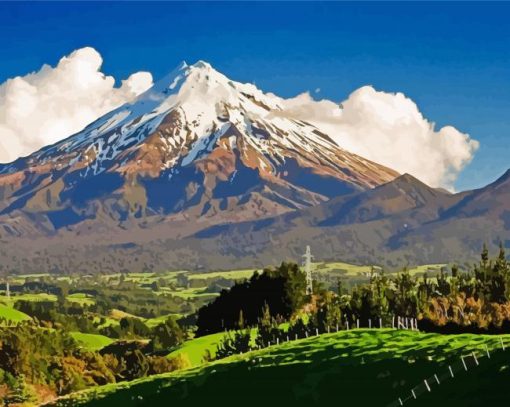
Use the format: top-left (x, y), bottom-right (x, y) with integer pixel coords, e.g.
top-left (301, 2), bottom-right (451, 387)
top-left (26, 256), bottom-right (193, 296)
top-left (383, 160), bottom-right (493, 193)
top-left (277, 87), bottom-right (479, 190)
top-left (0, 47), bottom-right (153, 163)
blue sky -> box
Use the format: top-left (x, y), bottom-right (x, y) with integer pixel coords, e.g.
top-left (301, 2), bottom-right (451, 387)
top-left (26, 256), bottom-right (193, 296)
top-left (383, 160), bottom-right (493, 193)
top-left (1, 2), bottom-right (509, 191)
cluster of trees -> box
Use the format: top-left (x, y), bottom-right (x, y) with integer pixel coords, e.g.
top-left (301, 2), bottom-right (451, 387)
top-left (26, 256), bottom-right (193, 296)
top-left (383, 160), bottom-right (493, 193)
top-left (0, 322), bottom-right (189, 403)
top-left (208, 245), bottom-right (510, 360)
top-left (196, 262), bottom-right (306, 336)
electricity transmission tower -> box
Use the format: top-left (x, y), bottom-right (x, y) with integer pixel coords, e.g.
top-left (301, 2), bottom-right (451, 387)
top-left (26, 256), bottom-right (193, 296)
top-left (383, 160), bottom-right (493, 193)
top-left (303, 245), bottom-right (314, 295)
top-left (2, 274), bottom-right (10, 299)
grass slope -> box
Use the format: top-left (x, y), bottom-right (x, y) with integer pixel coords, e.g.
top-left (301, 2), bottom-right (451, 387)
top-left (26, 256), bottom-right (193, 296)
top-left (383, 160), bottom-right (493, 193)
top-left (0, 303), bottom-right (31, 323)
top-left (167, 332), bottom-right (226, 367)
top-left (70, 332), bottom-right (115, 351)
top-left (49, 329), bottom-right (510, 407)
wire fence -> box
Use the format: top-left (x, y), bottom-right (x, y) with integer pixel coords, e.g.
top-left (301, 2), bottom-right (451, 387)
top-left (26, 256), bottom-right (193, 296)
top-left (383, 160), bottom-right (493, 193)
top-left (386, 338), bottom-right (507, 406)
top-left (250, 315), bottom-right (420, 351)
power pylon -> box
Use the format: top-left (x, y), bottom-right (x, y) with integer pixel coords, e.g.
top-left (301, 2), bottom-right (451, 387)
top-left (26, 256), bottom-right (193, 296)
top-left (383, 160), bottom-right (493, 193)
top-left (303, 245), bottom-right (314, 295)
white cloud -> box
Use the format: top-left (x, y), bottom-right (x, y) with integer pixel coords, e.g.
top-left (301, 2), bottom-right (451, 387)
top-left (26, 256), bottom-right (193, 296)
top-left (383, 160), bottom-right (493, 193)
top-left (0, 47), bottom-right (153, 163)
top-left (277, 86), bottom-right (479, 190)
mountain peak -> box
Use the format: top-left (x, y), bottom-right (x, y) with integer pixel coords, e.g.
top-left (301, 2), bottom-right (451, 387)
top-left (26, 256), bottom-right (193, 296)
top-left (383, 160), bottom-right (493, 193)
top-left (391, 173), bottom-right (428, 188)
top-left (395, 173), bottom-right (419, 183)
top-left (190, 60), bottom-right (213, 69)
top-left (143, 59), bottom-right (265, 110)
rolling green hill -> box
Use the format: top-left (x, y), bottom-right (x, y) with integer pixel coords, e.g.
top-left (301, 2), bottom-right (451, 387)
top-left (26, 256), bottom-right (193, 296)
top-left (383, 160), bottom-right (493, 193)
top-left (48, 329), bottom-right (510, 407)
top-left (0, 303), bottom-right (31, 323)
top-left (167, 332), bottom-right (225, 366)
top-left (70, 332), bottom-right (115, 351)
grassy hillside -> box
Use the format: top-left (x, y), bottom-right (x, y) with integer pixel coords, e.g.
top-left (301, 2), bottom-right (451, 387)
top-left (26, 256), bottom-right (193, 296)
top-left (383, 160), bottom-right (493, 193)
top-left (167, 332), bottom-right (230, 366)
top-left (70, 332), bottom-right (115, 351)
top-left (0, 303), bottom-right (31, 323)
top-left (167, 329), bottom-right (261, 367)
top-left (48, 329), bottom-right (510, 407)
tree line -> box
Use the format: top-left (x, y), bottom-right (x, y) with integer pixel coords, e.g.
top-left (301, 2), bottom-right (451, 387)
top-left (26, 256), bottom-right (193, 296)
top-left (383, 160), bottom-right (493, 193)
top-left (204, 244), bottom-right (510, 359)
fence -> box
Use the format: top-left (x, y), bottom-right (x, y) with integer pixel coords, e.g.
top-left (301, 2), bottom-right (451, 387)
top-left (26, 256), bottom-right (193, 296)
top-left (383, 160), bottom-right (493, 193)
top-left (386, 338), bottom-right (507, 406)
top-left (255, 315), bottom-right (418, 349)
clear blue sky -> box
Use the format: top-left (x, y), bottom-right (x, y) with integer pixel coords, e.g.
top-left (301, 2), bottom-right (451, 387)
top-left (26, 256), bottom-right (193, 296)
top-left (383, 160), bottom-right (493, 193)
top-left (1, 2), bottom-right (508, 191)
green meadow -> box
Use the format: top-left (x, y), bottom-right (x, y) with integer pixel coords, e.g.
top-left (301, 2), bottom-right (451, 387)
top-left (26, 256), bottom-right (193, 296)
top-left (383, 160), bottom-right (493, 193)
top-left (70, 332), bottom-right (115, 351)
top-left (0, 303), bottom-right (31, 323)
top-left (49, 329), bottom-right (510, 407)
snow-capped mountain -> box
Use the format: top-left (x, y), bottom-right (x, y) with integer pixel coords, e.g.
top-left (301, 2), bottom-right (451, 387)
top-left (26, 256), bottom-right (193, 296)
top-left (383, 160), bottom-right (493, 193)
top-left (1, 61), bottom-right (508, 274)
top-left (0, 61), bottom-right (398, 238)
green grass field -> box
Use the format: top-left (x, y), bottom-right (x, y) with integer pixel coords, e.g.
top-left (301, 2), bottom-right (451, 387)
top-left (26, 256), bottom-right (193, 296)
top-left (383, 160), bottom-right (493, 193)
top-left (188, 269), bottom-right (256, 280)
top-left (70, 332), bottom-right (115, 351)
top-left (49, 329), bottom-right (510, 407)
top-left (67, 293), bottom-right (96, 306)
top-left (170, 287), bottom-right (218, 299)
top-left (405, 264), bottom-right (446, 276)
top-left (313, 261), bottom-right (373, 276)
top-left (4, 293), bottom-right (58, 303)
top-left (144, 314), bottom-right (183, 328)
top-left (0, 303), bottom-right (32, 323)
top-left (167, 332), bottom-right (226, 366)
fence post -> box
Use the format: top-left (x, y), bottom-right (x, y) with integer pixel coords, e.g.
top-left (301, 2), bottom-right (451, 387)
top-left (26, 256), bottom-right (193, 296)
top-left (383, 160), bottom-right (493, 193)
top-left (357, 319), bottom-right (360, 329)
top-left (485, 344), bottom-right (491, 359)
top-left (392, 315), bottom-right (395, 329)
top-left (461, 356), bottom-right (468, 371)
top-left (315, 328), bottom-right (319, 336)
top-left (448, 365), bottom-right (454, 378)
top-left (398, 397), bottom-right (403, 406)
top-left (379, 318), bottom-right (383, 329)
top-left (434, 374), bottom-right (440, 385)
top-left (501, 337), bottom-right (506, 351)
top-left (410, 319), bottom-right (414, 330)
top-left (472, 351), bottom-right (479, 366)
top-left (336, 323), bottom-right (339, 332)
top-left (369, 319), bottom-right (372, 329)
top-left (424, 379), bottom-right (431, 392)
top-left (295, 333), bottom-right (298, 341)
top-left (411, 389), bottom-right (416, 399)
top-left (327, 325), bottom-right (330, 334)
top-left (346, 320), bottom-right (350, 330)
